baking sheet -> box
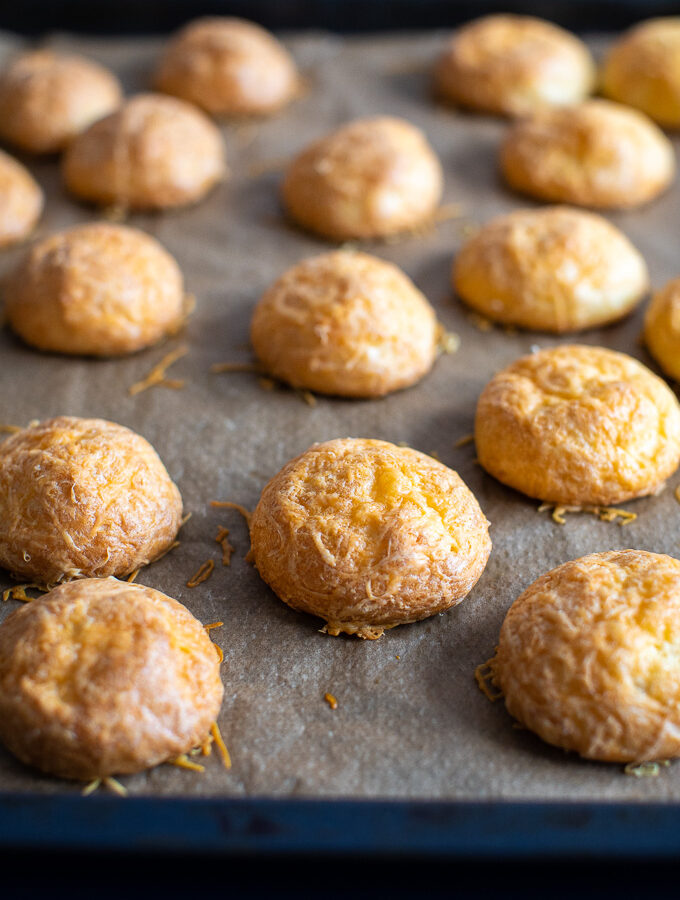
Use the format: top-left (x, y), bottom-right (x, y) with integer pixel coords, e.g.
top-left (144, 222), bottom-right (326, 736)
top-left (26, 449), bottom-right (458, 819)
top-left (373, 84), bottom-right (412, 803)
top-left (1, 28), bottom-right (680, 803)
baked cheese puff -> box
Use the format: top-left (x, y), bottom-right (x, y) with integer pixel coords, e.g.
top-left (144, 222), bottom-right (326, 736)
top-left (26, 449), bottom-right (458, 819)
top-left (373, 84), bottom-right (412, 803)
top-left (644, 277), bottom-right (680, 382)
top-left (0, 50), bottom-right (122, 154)
top-left (0, 417), bottom-right (183, 584)
top-left (250, 438), bottom-right (491, 640)
top-left (62, 93), bottom-right (226, 210)
top-left (153, 17), bottom-right (298, 117)
top-left (0, 578), bottom-right (223, 780)
top-left (453, 207), bottom-right (648, 332)
top-left (434, 15), bottom-right (595, 117)
top-left (282, 117), bottom-right (443, 240)
top-left (250, 250), bottom-right (438, 397)
top-left (602, 18), bottom-right (680, 129)
top-left (475, 345), bottom-right (680, 506)
top-left (5, 223), bottom-right (187, 356)
top-left (0, 149), bottom-right (43, 248)
top-left (500, 99), bottom-right (675, 209)
top-left (494, 550), bottom-right (680, 762)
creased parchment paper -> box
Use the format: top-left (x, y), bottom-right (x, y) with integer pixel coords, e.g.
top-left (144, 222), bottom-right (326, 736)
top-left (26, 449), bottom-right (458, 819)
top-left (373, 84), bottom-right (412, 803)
top-left (1, 29), bottom-right (679, 801)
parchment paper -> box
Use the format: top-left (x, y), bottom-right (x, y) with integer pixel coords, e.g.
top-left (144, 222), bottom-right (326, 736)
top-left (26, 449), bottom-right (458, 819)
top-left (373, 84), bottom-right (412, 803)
top-left (1, 29), bottom-right (680, 801)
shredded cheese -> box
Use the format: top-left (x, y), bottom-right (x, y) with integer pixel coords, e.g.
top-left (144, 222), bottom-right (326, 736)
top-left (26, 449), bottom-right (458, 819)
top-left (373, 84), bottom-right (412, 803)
top-left (474, 658), bottom-right (503, 703)
top-left (129, 345), bottom-right (188, 396)
top-left (168, 754), bottom-right (205, 773)
top-left (215, 526), bottom-right (235, 565)
top-left (186, 559), bottom-right (215, 588)
top-left (2, 583), bottom-right (44, 603)
top-left (324, 692), bottom-right (338, 710)
top-left (103, 776), bottom-right (128, 797)
top-left (210, 722), bottom-right (232, 770)
top-left (209, 500), bottom-right (252, 527)
top-left (435, 324), bottom-right (461, 355)
top-left (538, 503), bottom-right (637, 526)
top-left (624, 760), bottom-right (670, 778)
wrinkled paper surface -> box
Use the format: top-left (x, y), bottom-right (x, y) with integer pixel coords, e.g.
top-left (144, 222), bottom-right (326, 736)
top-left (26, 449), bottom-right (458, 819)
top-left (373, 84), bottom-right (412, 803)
top-left (1, 30), bottom-right (679, 801)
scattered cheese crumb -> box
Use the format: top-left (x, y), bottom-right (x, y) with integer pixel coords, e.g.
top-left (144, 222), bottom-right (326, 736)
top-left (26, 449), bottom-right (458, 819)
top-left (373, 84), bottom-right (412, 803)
top-left (186, 559), bottom-right (215, 588)
top-left (324, 692), bottom-right (338, 710)
top-left (2, 583), bottom-right (44, 603)
top-left (211, 722), bottom-right (232, 770)
top-left (538, 503), bottom-right (637, 526)
top-left (210, 500), bottom-right (252, 527)
top-left (215, 526), bottom-right (235, 565)
top-left (624, 760), bottom-right (670, 778)
top-left (168, 754), bottom-right (205, 773)
top-left (474, 657), bottom-right (503, 703)
top-left (454, 433), bottom-right (475, 449)
top-left (129, 345), bottom-right (188, 396)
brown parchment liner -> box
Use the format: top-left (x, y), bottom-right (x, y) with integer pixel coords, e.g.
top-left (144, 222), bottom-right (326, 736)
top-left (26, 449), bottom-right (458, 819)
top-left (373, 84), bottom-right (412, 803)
top-left (0, 29), bottom-right (679, 801)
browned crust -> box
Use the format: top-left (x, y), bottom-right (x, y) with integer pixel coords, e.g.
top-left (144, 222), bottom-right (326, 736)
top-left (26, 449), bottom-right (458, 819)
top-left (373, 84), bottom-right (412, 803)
top-left (496, 550), bottom-right (680, 762)
top-left (0, 416), bottom-right (183, 583)
top-left (0, 578), bottom-right (223, 779)
top-left (250, 438), bottom-right (491, 637)
top-left (475, 344), bottom-right (680, 505)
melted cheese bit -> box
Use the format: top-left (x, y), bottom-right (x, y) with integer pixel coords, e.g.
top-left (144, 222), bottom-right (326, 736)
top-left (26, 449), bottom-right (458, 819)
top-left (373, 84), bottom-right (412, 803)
top-left (129, 345), bottom-right (188, 396)
top-left (538, 503), bottom-right (637, 526)
top-left (474, 657), bottom-right (503, 703)
top-left (186, 559), bottom-right (215, 588)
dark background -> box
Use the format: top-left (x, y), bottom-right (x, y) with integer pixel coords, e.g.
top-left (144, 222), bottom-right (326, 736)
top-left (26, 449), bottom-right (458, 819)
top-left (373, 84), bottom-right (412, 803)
top-left (1, 0), bottom-right (679, 34)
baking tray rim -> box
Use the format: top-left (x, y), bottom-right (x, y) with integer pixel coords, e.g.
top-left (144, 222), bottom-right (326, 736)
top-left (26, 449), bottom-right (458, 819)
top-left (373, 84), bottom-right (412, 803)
top-left (2, 792), bottom-right (680, 858)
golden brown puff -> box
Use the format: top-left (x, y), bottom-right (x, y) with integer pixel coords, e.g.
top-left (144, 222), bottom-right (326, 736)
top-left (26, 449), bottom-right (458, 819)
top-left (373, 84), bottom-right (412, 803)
top-left (434, 14), bottom-right (595, 117)
top-left (62, 93), bottom-right (226, 210)
top-left (0, 578), bottom-right (223, 780)
top-left (0, 50), bottom-right (122, 154)
top-left (282, 116), bottom-right (443, 240)
top-left (251, 250), bottom-right (438, 397)
top-left (453, 207), bottom-right (648, 332)
top-left (602, 18), bottom-right (680, 129)
top-left (0, 149), bottom-right (43, 248)
top-left (474, 344), bottom-right (680, 506)
top-left (495, 550), bottom-right (680, 763)
top-left (250, 438), bottom-right (491, 640)
top-left (0, 416), bottom-right (183, 584)
top-left (644, 277), bottom-right (680, 382)
top-left (5, 222), bottom-right (187, 356)
top-left (500, 99), bottom-right (675, 209)
top-left (153, 16), bottom-right (298, 117)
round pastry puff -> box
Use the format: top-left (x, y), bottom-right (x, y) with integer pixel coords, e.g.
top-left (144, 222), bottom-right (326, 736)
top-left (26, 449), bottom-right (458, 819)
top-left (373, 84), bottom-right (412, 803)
top-left (281, 117), bottom-right (443, 241)
top-left (602, 18), bottom-right (680, 129)
top-left (645, 277), bottom-right (680, 381)
top-left (153, 16), bottom-right (299, 117)
top-left (250, 438), bottom-right (491, 640)
top-left (62, 93), bottom-right (226, 210)
top-left (500, 99), bottom-right (675, 209)
top-left (0, 417), bottom-right (183, 584)
top-left (5, 222), bottom-right (187, 357)
top-left (453, 207), bottom-right (649, 333)
top-left (0, 149), bottom-right (43, 248)
top-left (495, 550), bottom-right (680, 763)
top-left (475, 345), bottom-right (680, 506)
top-left (434, 14), bottom-right (595, 118)
top-left (250, 250), bottom-right (438, 398)
top-left (0, 578), bottom-right (223, 780)
top-left (0, 50), bottom-right (122, 154)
